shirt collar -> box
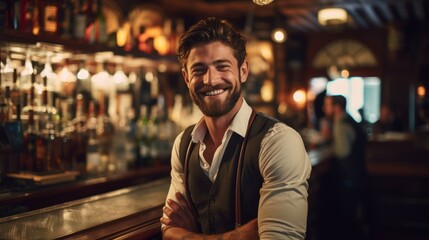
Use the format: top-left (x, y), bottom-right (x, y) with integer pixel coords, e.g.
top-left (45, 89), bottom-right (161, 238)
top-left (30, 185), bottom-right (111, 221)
top-left (190, 98), bottom-right (253, 143)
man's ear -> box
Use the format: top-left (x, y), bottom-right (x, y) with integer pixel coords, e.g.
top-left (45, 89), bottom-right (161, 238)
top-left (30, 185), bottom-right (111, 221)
top-left (182, 68), bottom-right (190, 87)
top-left (240, 60), bottom-right (249, 84)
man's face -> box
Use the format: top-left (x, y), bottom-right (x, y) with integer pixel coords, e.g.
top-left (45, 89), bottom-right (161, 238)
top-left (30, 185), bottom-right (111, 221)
top-left (182, 41), bottom-right (248, 117)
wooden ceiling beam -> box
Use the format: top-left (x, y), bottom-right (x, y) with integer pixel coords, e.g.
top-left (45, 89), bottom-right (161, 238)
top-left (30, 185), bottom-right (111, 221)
top-left (395, 1), bottom-right (409, 21)
top-left (362, 4), bottom-right (383, 27)
top-left (412, 0), bottom-right (425, 21)
top-left (344, 5), bottom-right (369, 28)
top-left (376, 2), bottom-right (394, 22)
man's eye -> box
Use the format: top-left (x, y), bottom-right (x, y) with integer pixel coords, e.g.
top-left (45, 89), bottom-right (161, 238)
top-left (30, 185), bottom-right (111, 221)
top-left (193, 68), bottom-right (206, 75)
top-left (217, 65), bottom-right (229, 70)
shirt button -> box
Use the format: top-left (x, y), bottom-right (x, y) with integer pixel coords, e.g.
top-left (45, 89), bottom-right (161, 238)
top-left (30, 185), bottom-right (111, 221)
top-left (210, 197), bottom-right (215, 204)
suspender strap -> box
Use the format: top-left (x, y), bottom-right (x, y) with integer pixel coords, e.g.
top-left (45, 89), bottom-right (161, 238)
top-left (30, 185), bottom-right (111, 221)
top-left (235, 109), bottom-right (257, 228)
top-left (183, 139), bottom-right (200, 225)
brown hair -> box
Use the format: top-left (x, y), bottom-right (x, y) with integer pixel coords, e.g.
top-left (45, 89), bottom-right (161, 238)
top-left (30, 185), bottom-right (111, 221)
top-left (177, 17), bottom-right (247, 70)
top-left (330, 95), bottom-right (347, 110)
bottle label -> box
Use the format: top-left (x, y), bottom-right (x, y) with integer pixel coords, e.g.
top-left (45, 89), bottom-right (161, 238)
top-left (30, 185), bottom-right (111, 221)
top-left (87, 139), bottom-right (100, 172)
top-left (74, 15), bottom-right (87, 39)
top-left (44, 5), bottom-right (58, 33)
top-left (139, 143), bottom-right (150, 157)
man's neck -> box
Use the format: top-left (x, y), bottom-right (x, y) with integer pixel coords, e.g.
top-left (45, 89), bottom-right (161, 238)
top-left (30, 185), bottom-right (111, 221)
top-left (204, 98), bottom-right (243, 147)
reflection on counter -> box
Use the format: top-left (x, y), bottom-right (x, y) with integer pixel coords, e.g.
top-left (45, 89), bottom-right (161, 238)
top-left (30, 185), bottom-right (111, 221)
top-left (0, 178), bottom-right (170, 240)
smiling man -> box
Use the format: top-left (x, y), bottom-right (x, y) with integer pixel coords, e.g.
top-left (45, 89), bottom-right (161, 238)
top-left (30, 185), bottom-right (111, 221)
top-left (160, 17), bottom-right (311, 240)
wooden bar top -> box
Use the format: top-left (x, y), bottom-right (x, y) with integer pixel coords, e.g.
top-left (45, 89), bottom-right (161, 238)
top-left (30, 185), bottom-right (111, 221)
top-left (0, 164), bottom-right (171, 218)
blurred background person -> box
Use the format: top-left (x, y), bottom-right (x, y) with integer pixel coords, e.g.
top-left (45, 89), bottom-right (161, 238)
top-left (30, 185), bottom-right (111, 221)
top-left (323, 95), bottom-right (370, 240)
top-left (373, 104), bottom-right (405, 134)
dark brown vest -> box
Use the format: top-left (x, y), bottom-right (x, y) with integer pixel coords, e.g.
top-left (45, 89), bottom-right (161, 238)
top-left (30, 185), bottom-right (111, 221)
top-left (179, 112), bottom-right (278, 234)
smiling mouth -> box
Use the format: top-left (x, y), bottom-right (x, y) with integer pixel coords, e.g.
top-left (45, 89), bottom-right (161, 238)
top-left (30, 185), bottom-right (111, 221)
top-left (204, 89), bottom-right (226, 96)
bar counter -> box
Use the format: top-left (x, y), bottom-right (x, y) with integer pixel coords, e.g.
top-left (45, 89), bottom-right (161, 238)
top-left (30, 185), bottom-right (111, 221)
top-left (0, 178), bottom-right (170, 239)
top-left (0, 164), bottom-right (171, 218)
top-left (0, 148), bottom-right (333, 240)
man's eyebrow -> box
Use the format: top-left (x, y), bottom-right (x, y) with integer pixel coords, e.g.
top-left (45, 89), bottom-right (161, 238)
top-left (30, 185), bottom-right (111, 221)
top-left (189, 62), bottom-right (206, 70)
top-left (189, 59), bottom-right (231, 70)
top-left (213, 59), bottom-right (232, 65)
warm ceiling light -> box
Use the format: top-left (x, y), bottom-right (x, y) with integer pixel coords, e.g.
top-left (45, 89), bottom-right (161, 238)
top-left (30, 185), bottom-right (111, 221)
top-left (271, 28), bottom-right (287, 43)
top-left (318, 7), bottom-right (348, 26)
top-left (253, 0), bottom-right (274, 6)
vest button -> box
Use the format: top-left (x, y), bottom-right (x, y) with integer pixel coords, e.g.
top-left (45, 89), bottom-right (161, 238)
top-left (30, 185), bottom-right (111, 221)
top-left (209, 214), bottom-right (215, 222)
top-left (210, 197), bottom-right (215, 204)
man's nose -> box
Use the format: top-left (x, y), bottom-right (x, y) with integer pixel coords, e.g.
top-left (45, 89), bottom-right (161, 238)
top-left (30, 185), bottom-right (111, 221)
top-left (203, 67), bottom-right (217, 85)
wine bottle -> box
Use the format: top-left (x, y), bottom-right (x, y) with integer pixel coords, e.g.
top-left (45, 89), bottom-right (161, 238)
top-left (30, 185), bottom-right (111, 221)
top-left (86, 100), bottom-right (100, 174)
top-left (22, 109), bottom-right (37, 172)
top-left (73, 0), bottom-right (87, 39)
top-left (96, 92), bottom-right (114, 172)
top-left (84, 0), bottom-right (95, 44)
top-left (136, 105), bottom-right (150, 166)
top-left (19, 0), bottom-right (34, 32)
top-left (43, 0), bottom-right (59, 34)
top-left (72, 93), bottom-right (88, 172)
top-left (94, 0), bottom-right (107, 43)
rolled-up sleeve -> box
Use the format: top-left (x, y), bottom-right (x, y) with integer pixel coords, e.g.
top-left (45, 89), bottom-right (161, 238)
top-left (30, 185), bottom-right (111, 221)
top-left (258, 123), bottom-right (312, 239)
top-left (161, 131), bottom-right (186, 230)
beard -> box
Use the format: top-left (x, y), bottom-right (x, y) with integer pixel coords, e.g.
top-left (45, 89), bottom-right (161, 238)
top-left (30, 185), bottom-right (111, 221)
top-left (190, 81), bottom-right (241, 117)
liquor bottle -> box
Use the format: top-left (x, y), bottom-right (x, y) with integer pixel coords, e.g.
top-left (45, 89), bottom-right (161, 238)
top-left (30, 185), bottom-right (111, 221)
top-left (34, 76), bottom-right (56, 172)
top-left (19, 0), bottom-right (34, 32)
top-left (11, 68), bottom-right (22, 121)
top-left (43, 0), bottom-right (59, 35)
top-left (73, 0), bottom-right (86, 39)
top-left (51, 98), bottom-right (63, 169)
top-left (35, 77), bottom-right (51, 131)
top-left (0, 89), bottom-right (7, 123)
top-left (148, 105), bottom-right (159, 163)
top-left (72, 93), bottom-right (88, 172)
top-left (86, 100), bottom-right (100, 174)
top-left (123, 108), bottom-right (137, 169)
top-left (3, 87), bottom-right (14, 122)
top-left (21, 71), bottom-right (36, 128)
top-left (32, 0), bottom-right (42, 34)
top-left (1, 85), bottom-right (25, 173)
top-left (59, 0), bottom-right (74, 38)
top-left (94, 0), bottom-right (107, 43)
top-left (155, 95), bottom-right (173, 161)
top-left (84, 0), bottom-right (95, 44)
top-left (96, 92), bottom-right (114, 172)
top-left (10, 0), bottom-right (20, 30)
top-left (0, 82), bottom-right (10, 182)
top-left (58, 99), bottom-right (74, 171)
top-left (136, 105), bottom-right (150, 166)
top-left (21, 109), bottom-right (37, 172)
top-left (38, 101), bottom-right (59, 172)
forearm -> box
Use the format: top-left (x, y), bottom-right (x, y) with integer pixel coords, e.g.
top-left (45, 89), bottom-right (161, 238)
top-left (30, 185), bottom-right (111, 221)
top-left (163, 219), bottom-right (259, 240)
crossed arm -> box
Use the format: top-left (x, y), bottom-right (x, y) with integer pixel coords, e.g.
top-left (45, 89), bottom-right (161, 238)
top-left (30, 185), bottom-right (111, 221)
top-left (160, 192), bottom-right (259, 240)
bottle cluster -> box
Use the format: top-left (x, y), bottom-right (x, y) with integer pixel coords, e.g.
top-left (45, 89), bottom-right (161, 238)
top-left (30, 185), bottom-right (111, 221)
top-left (1, 0), bottom-right (108, 45)
top-left (1, 0), bottom-right (185, 55)
top-left (0, 57), bottom-right (182, 184)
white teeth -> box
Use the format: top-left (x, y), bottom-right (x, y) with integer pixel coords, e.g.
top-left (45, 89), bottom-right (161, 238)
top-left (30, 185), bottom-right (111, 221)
top-left (205, 89), bottom-right (225, 96)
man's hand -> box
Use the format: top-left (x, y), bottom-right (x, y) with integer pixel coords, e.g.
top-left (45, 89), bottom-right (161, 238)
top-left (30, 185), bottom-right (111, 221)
top-left (161, 218), bottom-right (259, 240)
top-left (161, 192), bottom-right (199, 232)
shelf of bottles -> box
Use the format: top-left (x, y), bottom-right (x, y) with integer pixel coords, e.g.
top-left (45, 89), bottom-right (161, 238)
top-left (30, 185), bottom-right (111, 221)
top-left (0, 0), bottom-right (197, 185)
